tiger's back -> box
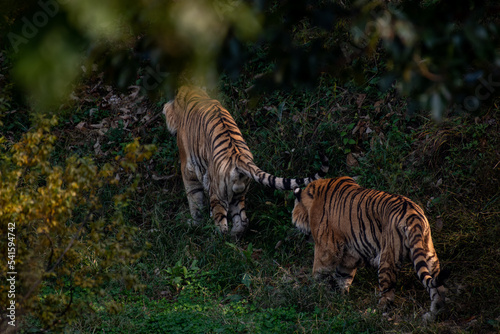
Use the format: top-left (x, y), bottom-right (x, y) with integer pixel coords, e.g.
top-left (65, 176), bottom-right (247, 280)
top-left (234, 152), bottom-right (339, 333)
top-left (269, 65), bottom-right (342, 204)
top-left (166, 87), bottom-right (252, 189)
top-left (292, 177), bottom-right (447, 321)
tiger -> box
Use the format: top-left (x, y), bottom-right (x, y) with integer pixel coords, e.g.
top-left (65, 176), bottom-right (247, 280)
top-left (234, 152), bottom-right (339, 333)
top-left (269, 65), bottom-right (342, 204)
top-left (292, 177), bottom-right (448, 321)
top-left (163, 86), bottom-right (329, 239)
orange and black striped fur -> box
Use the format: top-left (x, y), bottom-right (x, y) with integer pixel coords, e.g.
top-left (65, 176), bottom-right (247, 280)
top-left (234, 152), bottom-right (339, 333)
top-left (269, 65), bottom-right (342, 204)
top-left (292, 177), bottom-right (448, 320)
top-left (164, 86), bottom-right (328, 239)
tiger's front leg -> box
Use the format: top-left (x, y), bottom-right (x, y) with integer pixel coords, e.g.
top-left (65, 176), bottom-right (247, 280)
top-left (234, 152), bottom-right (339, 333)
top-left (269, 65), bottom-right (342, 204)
top-left (377, 250), bottom-right (400, 310)
top-left (333, 250), bottom-right (361, 293)
top-left (334, 265), bottom-right (358, 294)
top-left (312, 241), bottom-right (343, 291)
top-left (229, 196), bottom-right (249, 240)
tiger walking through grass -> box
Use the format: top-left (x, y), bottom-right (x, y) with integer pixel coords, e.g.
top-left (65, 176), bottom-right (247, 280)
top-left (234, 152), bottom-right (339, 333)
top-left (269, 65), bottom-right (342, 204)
top-left (163, 86), bottom-right (329, 239)
top-left (292, 176), bottom-right (448, 321)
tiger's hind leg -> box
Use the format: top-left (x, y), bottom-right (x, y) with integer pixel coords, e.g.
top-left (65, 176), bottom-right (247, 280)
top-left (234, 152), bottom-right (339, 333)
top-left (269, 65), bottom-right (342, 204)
top-left (182, 172), bottom-right (205, 226)
top-left (210, 194), bottom-right (229, 234)
top-left (423, 285), bottom-right (447, 322)
top-left (229, 196), bottom-right (249, 240)
top-left (426, 261), bottom-right (449, 321)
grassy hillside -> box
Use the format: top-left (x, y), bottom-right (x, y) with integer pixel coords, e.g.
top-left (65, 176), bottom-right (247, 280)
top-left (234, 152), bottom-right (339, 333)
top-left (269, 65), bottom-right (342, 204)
top-left (3, 54), bottom-right (500, 333)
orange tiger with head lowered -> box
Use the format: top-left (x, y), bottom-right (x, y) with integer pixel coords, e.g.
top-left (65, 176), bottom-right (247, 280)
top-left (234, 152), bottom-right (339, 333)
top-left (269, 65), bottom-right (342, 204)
top-left (163, 86), bottom-right (328, 239)
top-left (292, 177), bottom-right (448, 321)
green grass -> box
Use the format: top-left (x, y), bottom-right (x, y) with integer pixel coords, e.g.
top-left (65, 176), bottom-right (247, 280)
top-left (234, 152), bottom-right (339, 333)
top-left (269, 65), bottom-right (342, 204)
top-left (69, 286), bottom-right (381, 333)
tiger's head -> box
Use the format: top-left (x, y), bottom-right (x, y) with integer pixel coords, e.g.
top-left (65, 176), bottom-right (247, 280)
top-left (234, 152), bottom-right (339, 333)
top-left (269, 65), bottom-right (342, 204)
top-left (292, 187), bottom-right (312, 234)
top-left (163, 86), bottom-right (210, 135)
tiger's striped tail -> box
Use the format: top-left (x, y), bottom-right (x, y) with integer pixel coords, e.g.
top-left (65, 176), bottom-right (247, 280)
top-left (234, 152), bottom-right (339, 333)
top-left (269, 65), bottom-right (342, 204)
top-left (239, 153), bottom-right (329, 190)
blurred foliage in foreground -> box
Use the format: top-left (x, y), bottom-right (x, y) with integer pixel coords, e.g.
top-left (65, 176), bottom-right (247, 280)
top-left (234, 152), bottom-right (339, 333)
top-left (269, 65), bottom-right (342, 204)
top-left (0, 114), bottom-right (155, 332)
top-left (0, 0), bottom-right (499, 117)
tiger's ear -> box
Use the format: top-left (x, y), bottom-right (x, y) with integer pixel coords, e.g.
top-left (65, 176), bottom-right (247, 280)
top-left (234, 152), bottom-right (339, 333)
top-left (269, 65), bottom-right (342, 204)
top-left (293, 187), bottom-right (302, 201)
top-left (163, 101), bottom-right (178, 135)
top-left (175, 86), bottom-right (190, 109)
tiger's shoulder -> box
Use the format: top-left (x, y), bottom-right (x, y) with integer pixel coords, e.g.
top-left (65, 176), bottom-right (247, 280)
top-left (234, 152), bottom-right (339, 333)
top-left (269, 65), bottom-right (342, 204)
top-left (294, 176), bottom-right (359, 200)
top-left (163, 86), bottom-right (217, 135)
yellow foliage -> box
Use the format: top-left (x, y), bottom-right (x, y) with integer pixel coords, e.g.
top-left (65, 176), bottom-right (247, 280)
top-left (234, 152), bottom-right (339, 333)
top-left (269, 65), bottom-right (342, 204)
top-left (0, 117), bottom-right (156, 332)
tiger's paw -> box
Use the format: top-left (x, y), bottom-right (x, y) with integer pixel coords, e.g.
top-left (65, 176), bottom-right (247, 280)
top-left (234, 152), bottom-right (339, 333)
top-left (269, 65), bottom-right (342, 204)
top-left (217, 224), bottom-right (229, 235)
top-left (378, 297), bottom-right (394, 311)
top-left (230, 228), bottom-right (247, 241)
top-left (187, 218), bottom-right (201, 227)
top-left (424, 297), bottom-right (446, 323)
top-left (422, 311), bottom-right (435, 323)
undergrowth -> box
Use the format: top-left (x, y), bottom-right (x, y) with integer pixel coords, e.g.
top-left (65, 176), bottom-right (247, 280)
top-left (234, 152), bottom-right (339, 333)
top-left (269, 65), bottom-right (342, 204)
top-left (7, 50), bottom-right (500, 333)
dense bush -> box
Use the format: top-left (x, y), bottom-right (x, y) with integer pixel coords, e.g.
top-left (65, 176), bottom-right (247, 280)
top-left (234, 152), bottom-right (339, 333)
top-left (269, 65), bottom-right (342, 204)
top-left (0, 116), bottom-right (155, 332)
